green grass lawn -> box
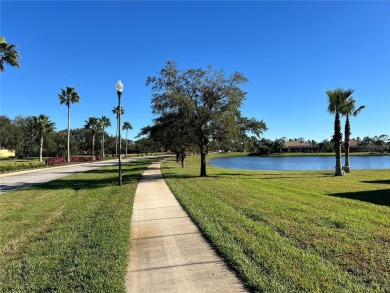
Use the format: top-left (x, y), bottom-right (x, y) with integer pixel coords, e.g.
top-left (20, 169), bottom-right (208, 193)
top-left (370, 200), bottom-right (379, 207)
top-left (0, 159), bottom-right (155, 292)
top-left (162, 155), bottom-right (390, 292)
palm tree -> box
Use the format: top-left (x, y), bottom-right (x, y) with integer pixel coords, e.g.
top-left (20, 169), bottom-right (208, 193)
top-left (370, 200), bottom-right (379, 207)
top-left (122, 121), bottom-right (133, 157)
top-left (326, 88), bottom-right (353, 176)
top-left (32, 114), bottom-right (55, 162)
top-left (340, 97), bottom-right (365, 173)
top-left (0, 36), bottom-right (20, 72)
top-left (84, 117), bottom-right (101, 159)
top-left (99, 116), bottom-right (111, 158)
top-left (59, 86), bottom-right (80, 162)
top-left (360, 136), bottom-right (374, 152)
top-left (112, 106), bottom-right (125, 155)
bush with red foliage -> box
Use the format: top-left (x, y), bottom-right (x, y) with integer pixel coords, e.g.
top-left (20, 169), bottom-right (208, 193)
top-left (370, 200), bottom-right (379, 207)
top-left (45, 157), bottom-right (67, 166)
top-left (46, 156), bottom-right (102, 166)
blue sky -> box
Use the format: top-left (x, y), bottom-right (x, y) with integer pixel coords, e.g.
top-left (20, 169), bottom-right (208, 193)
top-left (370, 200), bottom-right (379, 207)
top-left (1, 1), bottom-right (389, 142)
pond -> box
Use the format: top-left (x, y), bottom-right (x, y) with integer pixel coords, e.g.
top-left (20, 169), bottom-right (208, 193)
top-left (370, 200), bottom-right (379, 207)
top-left (209, 155), bottom-right (390, 171)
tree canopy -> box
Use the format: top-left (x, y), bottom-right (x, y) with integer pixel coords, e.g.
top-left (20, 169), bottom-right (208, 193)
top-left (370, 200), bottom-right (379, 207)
top-left (143, 61), bottom-right (267, 176)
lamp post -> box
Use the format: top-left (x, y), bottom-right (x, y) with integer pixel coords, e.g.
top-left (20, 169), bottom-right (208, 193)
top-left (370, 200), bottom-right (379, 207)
top-left (116, 80), bottom-right (124, 186)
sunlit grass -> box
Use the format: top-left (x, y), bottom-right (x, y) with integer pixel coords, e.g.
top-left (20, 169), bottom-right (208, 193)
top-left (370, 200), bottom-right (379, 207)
top-left (0, 159), bottom-right (155, 292)
top-left (162, 155), bottom-right (390, 292)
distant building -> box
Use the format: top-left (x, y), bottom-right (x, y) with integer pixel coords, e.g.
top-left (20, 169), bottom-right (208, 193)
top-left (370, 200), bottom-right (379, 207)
top-left (348, 139), bottom-right (360, 152)
top-left (283, 141), bottom-right (319, 153)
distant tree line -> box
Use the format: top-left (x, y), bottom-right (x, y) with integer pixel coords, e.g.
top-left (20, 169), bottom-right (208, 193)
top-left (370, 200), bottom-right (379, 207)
top-left (246, 136), bottom-right (389, 155)
top-left (0, 115), bottom-right (157, 159)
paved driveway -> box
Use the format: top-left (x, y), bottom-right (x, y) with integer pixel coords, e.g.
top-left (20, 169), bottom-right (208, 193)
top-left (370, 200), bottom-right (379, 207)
top-left (0, 157), bottom-right (156, 194)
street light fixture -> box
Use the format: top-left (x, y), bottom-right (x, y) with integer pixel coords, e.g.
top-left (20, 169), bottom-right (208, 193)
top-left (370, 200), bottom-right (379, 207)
top-left (116, 80), bottom-right (124, 186)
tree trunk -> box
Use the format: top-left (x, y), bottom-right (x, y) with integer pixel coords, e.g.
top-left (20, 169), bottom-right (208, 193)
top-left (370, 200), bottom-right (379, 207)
top-left (102, 128), bottom-right (105, 158)
top-left (92, 134), bottom-right (95, 160)
top-left (344, 146), bottom-right (350, 173)
top-left (334, 142), bottom-right (343, 176)
top-left (125, 130), bottom-right (128, 157)
top-left (39, 135), bottom-right (43, 162)
top-left (200, 144), bottom-right (207, 177)
top-left (115, 116), bottom-right (118, 156)
top-left (67, 104), bottom-right (71, 162)
top-left (333, 112), bottom-right (343, 176)
top-left (344, 115), bottom-right (351, 173)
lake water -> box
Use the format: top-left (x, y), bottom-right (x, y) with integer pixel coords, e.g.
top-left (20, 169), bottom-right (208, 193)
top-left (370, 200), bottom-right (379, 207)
top-left (209, 156), bottom-right (390, 171)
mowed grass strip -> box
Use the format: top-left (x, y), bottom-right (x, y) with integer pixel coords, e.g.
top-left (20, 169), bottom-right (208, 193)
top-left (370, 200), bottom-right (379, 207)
top-left (162, 155), bottom-right (390, 292)
top-left (0, 159), bottom-right (155, 292)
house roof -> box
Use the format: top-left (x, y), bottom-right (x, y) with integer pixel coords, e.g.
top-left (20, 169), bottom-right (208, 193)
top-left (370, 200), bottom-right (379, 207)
top-left (284, 141), bottom-right (316, 148)
top-left (349, 139), bottom-right (360, 147)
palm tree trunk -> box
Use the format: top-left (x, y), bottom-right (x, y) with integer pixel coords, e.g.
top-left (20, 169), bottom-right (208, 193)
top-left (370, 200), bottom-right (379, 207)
top-left (125, 130), bottom-right (128, 157)
top-left (67, 104), bottom-right (71, 162)
top-left (102, 127), bottom-right (105, 158)
top-left (334, 112), bottom-right (343, 176)
top-left (344, 145), bottom-right (350, 173)
top-left (334, 142), bottom-right (343, 175)
top-left (344, 115), bottom-right (351, 173)
top-left (92, 134), bottom-right (95, 159)
top-left (39, 135), bottom-right (44, 162)
top-left (115, 117), bottom-right (119, 156)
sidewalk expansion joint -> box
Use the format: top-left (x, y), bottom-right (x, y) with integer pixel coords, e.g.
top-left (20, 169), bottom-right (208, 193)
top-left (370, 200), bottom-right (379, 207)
top-left (128, 260), bottom-right (222, 273)
top-left (131, 216), bottom-right (189, 223)
top-left (134, 197), bottom-right (174, 202)
top-left (131, 232), bottom-right (198, 241)
top-left (133, 205), bottom-right (179, 211)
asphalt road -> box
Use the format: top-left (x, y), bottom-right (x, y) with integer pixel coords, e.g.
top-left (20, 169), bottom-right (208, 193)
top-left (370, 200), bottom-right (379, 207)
top-left (0, 157), bottom-right (157, 194)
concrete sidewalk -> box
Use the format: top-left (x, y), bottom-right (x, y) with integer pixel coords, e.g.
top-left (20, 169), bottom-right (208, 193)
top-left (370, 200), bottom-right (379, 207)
top-left (126, 162), bottom-right (247, 292)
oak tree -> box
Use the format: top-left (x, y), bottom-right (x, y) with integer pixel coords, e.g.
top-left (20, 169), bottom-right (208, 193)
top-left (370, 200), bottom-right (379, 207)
top-left (145, 61), bottom-right (267, 176)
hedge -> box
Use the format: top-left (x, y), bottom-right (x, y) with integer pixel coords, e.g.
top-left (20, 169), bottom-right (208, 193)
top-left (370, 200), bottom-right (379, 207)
top-left (46, 156), bottom-right (102, 166)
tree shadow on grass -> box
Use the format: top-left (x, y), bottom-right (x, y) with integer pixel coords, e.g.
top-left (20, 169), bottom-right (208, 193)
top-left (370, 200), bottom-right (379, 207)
top-left (161, 173), bottom-right (197, 180)
top-left (26, 163), bottom-right (148, 191)
top-left (362, 179), bottom-right (390, 185)
top-left (205, 171), bottom-right (335, 180)
top-left (28, 173), bottom-right (143, 191)
top-left (328, 189), bottom-right (390, 207)
top-left (86, 166), bottom-right (148, 175)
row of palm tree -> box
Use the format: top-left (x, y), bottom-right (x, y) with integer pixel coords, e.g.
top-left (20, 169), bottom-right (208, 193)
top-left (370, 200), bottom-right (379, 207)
top-left (326, 88), bottom-right (365, 176)
top-left (84, 116), bottom-right (132, 158)
top-left (1, 36), bottom-right (132, 161)
top-left (58, 86), bottom-right (132, 160)
top-left (26, 111), bottom-right (132, 162)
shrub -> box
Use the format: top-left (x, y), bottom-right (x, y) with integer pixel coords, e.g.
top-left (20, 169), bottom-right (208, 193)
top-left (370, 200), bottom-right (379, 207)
top-left (71, 156), bottom-right (92, 162)
top-left (0, 161), bottom-right (45, 172)
top-left (46, 157), bottom-right (67, 166)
